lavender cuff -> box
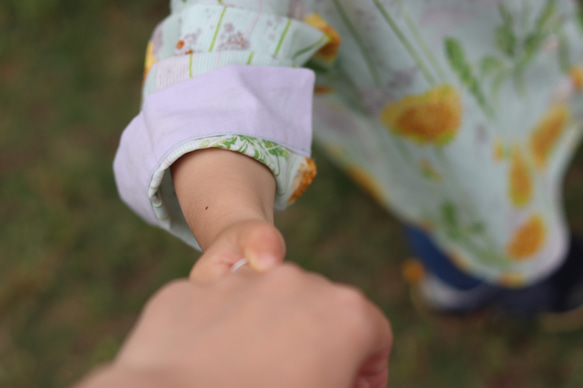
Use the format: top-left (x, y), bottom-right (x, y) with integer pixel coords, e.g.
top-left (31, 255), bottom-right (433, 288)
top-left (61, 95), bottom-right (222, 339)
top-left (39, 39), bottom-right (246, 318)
top-left (113, 64), bottom-right (315, 247)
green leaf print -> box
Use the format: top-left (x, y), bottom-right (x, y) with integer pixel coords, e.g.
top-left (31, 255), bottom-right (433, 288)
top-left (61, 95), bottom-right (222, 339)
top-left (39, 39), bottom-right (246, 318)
top-left (496, 11), bottom-right (515, 53)
top-left (535, 1), bottom-right (557, 32)
top-left (442, 202), bottom-right (457, 227)
top-left (496, 26), bottom-right (517, 57)
top-left (492, 68), bottom-right (511, 100)
top-left (261, 140), bottom-right (289, 159)
top-left (498, 2), bottom-right (514, 27)
top-left (473, 0), bottom-right (563, 101)
top-left (210, 135), bottom-right (292, 178)
top-left (558, 32), bottom-right (571, 73)
top-left (496, 3), bottom-right (517, 57)
top-left (441, 202), bottom-right (460, 240)
top-left (468, 222), bottom-right (485, 234)
top-left (438, 202), bottom-right (509, 266)
top-left (439, 201), bottom-right (484, 242)
top-left (268, 147), bottom-right (288, 158)
top-left (445, 38), bottom-right (493, 118)
top-left (218, 137), bottom-right (238, 148)
top-left (578, 5), bottom-right (583, 35)
top-left (480, 56), bottom-right (507, 78)
top-left (515, 2), bottom-right (558, 74)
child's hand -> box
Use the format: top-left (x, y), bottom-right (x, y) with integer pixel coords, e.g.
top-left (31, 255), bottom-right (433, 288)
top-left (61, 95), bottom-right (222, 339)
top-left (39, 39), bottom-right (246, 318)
top-left (171, 148), bottom-right (285, 281)
top-left (189, 219), bottom-right (285, 282)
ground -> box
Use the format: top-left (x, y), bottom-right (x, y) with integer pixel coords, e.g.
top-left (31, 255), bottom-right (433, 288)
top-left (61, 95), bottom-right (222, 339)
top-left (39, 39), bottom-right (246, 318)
top-left (2, 1), bottom-right (583, 387)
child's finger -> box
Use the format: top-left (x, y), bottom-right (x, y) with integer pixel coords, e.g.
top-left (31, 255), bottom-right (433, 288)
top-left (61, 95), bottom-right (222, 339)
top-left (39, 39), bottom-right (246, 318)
top-left (239, 222), bottom-right (286, 272)
top-left (189, 251), bottom-right (240, 283)
top-left (188, 221), bottom-right (286, 283)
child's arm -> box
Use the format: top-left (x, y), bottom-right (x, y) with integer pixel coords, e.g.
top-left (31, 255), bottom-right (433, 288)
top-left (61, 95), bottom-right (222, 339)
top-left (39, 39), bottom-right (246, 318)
top-left (172, 148), bottom-right (286, 281)
top-left (114, 3), bottom-right (328, 277)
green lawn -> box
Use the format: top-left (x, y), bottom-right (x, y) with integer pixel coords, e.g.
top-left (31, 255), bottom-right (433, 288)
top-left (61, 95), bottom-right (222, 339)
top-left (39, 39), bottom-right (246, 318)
top-left (2, 1), bottom-right (583, 387)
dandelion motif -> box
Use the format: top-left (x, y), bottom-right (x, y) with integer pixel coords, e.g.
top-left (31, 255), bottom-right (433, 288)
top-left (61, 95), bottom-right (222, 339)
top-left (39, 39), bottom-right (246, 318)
top-left (508, 147), bottom-right (532, 208)
top-left (144, 42), bottom-right (158, 81)
top-left (288, 158), bottom-right (317, 204)
top-left (506, 214), bottom-right (546, 261)
top-left (304, 13), bottom-right (342, 63)
top-left (498, 273), bottom-right (526, 287)
top-left (529, 105), bottom-right (569, 170)
top-left (379, 86), bottom-right (462, 146)
top-left (493, 138), bottom-right (506, 162)
top-left (345, 166), bottom-right (386, 203)
top-left (570, 66), bottom-right (583, 92)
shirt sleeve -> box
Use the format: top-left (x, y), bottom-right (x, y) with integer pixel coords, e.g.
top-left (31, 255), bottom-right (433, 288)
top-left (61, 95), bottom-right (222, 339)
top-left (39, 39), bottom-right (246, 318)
top-left (113, 1), bottom-right (331, 249)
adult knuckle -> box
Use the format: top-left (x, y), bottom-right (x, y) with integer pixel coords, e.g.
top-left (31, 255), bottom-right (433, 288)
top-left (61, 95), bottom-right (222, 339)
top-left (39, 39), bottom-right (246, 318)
top-left (337, 285), bottom-right (368, 309)
top-left (334, 286), bottom-right (371, 329)
top-left (144, 280), bottom-right (191, 312)
top-left (268, 263), bottom-right (303, 284)
top-left (156, 279), bottom-right (191, 299)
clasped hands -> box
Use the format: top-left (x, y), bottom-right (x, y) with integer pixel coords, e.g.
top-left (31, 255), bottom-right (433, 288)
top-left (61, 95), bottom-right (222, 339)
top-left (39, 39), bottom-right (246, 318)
top-left (78, 261), bottom-right (392, 388)
top-left (77, 149), bottom-right (392, 388)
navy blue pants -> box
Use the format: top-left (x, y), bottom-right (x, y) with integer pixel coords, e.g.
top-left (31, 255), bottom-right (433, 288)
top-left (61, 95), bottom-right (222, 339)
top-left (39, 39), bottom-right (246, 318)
top-left (405, 226), bottom-right (482, 291)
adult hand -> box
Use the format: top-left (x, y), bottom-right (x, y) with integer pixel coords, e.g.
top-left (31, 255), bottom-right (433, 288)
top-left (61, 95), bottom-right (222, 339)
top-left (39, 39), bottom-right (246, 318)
top-left (76, 264), bottom-right (392, 388)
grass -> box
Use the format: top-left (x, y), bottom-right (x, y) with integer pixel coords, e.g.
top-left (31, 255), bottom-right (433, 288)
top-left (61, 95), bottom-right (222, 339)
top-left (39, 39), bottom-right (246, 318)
top-left (2, 1), bottom-right (583, 387)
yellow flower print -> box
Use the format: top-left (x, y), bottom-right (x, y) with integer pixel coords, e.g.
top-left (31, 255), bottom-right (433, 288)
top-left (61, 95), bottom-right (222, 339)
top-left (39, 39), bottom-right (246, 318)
top-left (448, 250), bottom-right (470, 272)
top-left (304, 13), bottom-right (342, 64)
top-left (345, 166), bottom-right (386, 203)
top-left (508, 147), bottom-right (532, 208)
top-left (288, 158), bottom-right (317, 204)
top-left (314, 85), bottom-right (335, 95)
top-left (144, 41), bottom-right (158, 82)
top-left (402, 259), bottom-right (426, 285)
top-left (529, 105), bottom-right (570, 170)
top-left (498, 273), bottom-right (526, 287)
top-left (493, 138), bottom-right (506, 162)
top-left (379, 86), bottom-right (462, 146)
top-left (418, 220), bottom-right (434, 233)
top-left (322, 143), bottom-right (345, 159)
top-left (570, 66), bottom-right (583, 92)
top-left (419, 159), bottom-right (442, 181)
top-left (506, 214), bottom-right (546, 261)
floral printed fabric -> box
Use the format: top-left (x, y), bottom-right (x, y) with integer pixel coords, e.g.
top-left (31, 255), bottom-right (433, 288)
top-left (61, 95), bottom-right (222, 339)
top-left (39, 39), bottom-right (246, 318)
top-left (145, 134), bottom-right (315, 249)
top-left (115, 65), bottom-right (318, 251)
top-left (116, 2), bottom-right (325, 250)
top-left (124, 0), bottom-right (583, 285)
top-left (306, 0), bottom-right (583, 286)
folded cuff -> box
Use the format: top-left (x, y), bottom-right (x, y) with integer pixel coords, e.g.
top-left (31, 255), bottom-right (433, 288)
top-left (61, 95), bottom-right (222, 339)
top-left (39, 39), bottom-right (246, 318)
top-left (114, 65), bottom-right (316, 249)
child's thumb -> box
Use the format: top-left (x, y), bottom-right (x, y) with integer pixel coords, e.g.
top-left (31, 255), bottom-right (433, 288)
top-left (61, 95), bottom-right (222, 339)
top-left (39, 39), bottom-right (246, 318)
top-left (240, 223), bottom-right (286, 272)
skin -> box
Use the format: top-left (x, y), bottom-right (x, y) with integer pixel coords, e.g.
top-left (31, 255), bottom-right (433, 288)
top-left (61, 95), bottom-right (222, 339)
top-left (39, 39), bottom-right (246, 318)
top-left (76, 264), bottom-right (392, 388)
top-left (170, 148), bottom-right (287, 281)
top-left (75, 150), bottom-right (393, 387)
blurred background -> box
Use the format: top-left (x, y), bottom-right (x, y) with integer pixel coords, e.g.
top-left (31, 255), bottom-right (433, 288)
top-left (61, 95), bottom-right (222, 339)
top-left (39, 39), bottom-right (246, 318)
top-left (3, 1), bottom-right (583, 387)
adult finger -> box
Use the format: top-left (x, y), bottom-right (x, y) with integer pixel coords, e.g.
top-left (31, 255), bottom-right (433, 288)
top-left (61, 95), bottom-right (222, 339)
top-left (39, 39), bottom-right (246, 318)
top-left (334, 287), bottom-right (392, 388)
top-left (355, 303), bottom-right (392, 388)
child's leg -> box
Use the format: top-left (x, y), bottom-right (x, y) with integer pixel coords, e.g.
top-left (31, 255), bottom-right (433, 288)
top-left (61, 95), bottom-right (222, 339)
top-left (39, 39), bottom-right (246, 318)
top-left (407, 226), bottom-right (583, 318)
top-left (405, 226), bottom-right (482, 291)
top-left (405, 226), bottom-right (503, 312)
